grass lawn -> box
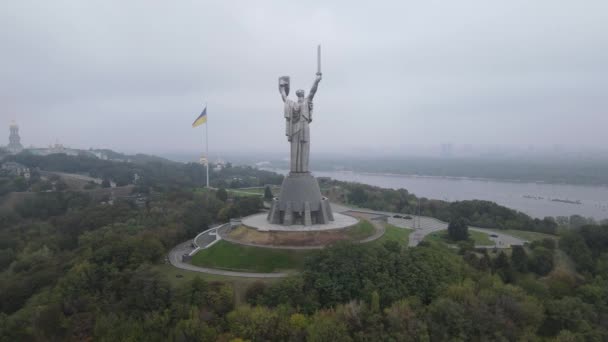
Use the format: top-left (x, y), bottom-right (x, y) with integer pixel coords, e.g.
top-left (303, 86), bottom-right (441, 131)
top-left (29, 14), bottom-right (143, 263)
top-left (425, 229), bottom-right (493, 246)
top-left (226, 189), bottom-right (264, 197)
top-left (372, 224), bottom-right (412, 246)
top-left (226, 186), bottom-right (281, 198)
top-left (498, 229), bottom-right (558, 242)
top-left (193, 187), bottom-right (214, 194)
top-left (346, 220), bottom-right (376, 240)
top-left (469, 230), bottom-right (494, 245)
top-left (473, 228), bottom-right (558, 242)
top-left (191, 240), bottom-right (317, 273)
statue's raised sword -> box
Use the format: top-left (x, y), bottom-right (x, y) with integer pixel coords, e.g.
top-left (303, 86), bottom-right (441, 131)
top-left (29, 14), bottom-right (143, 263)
top-left (317, 44), bottom-right (321, 75)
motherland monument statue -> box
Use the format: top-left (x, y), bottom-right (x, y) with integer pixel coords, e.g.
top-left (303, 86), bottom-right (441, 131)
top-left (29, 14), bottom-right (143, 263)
top-left (267, 45), bottom-right (334, 226)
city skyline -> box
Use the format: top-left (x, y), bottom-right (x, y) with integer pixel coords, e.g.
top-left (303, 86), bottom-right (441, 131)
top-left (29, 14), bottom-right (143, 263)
top-left (6, 119), bottom-right (608, 162)
top-left (2, 1), bottom-right (607, 157)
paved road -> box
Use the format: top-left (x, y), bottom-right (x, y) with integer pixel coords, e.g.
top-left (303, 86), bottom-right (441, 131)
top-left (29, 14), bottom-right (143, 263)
top-left (388, 216), bottom-right (527, 247)
top-left (329, 202), bottom-right (526, 248)
top-left (330, 203), bottom-right (354, 213)
top-left (168, 202), bottom-right (526, 278)
top-left (343, 211), bottom-right (387, 243)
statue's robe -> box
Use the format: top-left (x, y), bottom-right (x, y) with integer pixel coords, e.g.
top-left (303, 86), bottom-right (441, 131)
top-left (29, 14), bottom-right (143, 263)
top-left (284, 98), bottom-right (312, 173)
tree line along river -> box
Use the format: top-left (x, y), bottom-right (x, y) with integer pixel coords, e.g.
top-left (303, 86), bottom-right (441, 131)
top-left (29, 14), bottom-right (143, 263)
top-left (267, 169), bottom-right (608, 221)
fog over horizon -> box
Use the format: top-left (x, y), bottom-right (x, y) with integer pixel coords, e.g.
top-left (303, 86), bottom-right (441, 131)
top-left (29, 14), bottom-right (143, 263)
top-left (2, 1), bottom-right (607, 160)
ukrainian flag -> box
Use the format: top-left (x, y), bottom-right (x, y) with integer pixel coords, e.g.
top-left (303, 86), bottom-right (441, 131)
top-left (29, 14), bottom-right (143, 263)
top-left (192, 107), bottom-right (207, 127)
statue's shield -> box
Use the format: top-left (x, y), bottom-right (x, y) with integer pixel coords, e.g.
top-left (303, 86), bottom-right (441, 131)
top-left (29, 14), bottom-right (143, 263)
top-left (279, 76), bottom-right (290, 96)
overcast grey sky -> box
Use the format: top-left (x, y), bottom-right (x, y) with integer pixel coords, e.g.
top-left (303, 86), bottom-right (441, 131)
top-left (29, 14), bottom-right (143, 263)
top-left (1, 0), bottom-right (607, 158)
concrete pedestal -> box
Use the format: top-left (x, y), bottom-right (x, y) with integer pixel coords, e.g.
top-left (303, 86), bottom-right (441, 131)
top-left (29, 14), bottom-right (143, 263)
top-left (267, 172), bottom-right (334, 226)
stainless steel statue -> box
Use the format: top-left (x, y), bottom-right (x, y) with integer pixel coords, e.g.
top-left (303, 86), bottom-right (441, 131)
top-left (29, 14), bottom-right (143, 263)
top-left (268, 45), bottom-right (334, 226)
top-left (279, 72), bottom-right (321, 172)
top-left (279, 46), bottom-right (322, 173)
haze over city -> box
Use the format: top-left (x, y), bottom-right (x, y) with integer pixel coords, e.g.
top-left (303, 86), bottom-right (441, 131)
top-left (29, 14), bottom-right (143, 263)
top-left (4, 2), bottom-right (608, 340)
top-left (2, 0), bottom-right (607, 158)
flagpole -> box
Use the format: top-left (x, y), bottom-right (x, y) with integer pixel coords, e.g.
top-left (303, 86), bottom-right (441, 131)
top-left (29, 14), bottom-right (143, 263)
top-left (205, 104), bottom-right (209, 188)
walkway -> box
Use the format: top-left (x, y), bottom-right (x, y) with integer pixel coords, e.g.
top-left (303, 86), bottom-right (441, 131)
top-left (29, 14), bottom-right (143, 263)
top-left (194, 226), bottom-right (220, 249)
top-left (168, 202), bottom-right (527, 278)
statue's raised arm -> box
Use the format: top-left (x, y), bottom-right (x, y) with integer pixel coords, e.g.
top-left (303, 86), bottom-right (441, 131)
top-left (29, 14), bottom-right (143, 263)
top-left (279, 76), bottom-right (290, 103)
top-left (308, 73), bottom-right (322, 101)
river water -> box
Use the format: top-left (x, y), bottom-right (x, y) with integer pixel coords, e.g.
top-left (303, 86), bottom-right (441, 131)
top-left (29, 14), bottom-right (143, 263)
top-left (266, 169), bottom-right (608, 220)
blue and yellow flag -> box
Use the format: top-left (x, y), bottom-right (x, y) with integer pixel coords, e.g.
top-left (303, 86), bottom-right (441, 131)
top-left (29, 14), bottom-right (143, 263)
top-left (192, 107), bottom-right (207, 127)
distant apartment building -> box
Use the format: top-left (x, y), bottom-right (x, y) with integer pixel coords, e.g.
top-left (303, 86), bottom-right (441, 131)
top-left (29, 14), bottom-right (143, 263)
top-left (1, 161), bottom-right (31, 179)
top-left (28, 142), bottom-right (80, 157)
top-left (214, 158), bottom-right (227, 171)
top-left (90, 150), bottom-right (109, 160)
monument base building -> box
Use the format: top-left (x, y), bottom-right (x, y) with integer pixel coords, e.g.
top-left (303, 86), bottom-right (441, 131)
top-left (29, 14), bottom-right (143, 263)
top-left (267, 172), bottom-right (334, 225)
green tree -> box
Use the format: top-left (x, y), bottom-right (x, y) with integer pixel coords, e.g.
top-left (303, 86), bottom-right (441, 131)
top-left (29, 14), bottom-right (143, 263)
top-left (12, 177), bottom-right (28, 191)
top-left (448, 218), bottom-right (469, 241)
top-left (216, 187), bottom-right (228, 202)
top-left (226, 305), bottom-right (290, 341)
top-left (560, 233), bottom-right (594, 273)
top-left (54, 180), bottom-right (68, 191)
top-left (233, 196), bottom-right (262, 217)
top-left (370, 291), bottom-right (380, 313)
top-left (529, 246), bottom-right (554, 276)
top-left (427, 297), bottom-right (471, 341)
top-left (511, 245), bottom-right (529, 272)
top-left (349, 187), bottom-right (368, 206)
top-left (540, 297), bottom-right (597, 337)
top-left (245, 281), bottom-right (267, 305)
top-left (307, 310), bottom-right (352, 342)
top-left (264, 185), bottom-right (273, 201)
top-left (493, 251), bottom-right (515, 282)
top-left (384, 299), bottom-right (429, 341)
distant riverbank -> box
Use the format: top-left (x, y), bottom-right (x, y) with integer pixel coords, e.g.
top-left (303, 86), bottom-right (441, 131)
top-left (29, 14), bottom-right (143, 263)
top-left (265, 168), bottom-right (608, 221)
top-left (260, 156), bottom-right (608, 187)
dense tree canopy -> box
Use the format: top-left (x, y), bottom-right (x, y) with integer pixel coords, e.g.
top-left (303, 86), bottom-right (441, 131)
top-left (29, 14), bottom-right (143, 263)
top-left (6, 151), bottom-right (284, 192)
top-left (447, 217), bottom-right (469, 241)
top-left (1, 152), bottom-right (607, 340)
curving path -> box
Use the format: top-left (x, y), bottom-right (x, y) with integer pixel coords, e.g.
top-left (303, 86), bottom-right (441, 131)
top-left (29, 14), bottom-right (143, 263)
top-left (330, 204), bottom-right (527, 248)
top-left (194, 226), bottom-right (221, 249)
top-left (387, 216), bottom-right (527, 247)
top-left (168, 202), bottom-right (526, 278)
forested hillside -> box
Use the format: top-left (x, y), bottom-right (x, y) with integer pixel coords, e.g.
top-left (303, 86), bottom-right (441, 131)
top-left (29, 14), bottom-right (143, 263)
top-left (0, 153), bottom-right (607, 340)
top-left (2, 151), bottom-right (283, 192)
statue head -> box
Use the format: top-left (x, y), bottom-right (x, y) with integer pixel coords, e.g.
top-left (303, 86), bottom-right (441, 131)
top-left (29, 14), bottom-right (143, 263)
top-left (296, 89), bottom-right (305, 98)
